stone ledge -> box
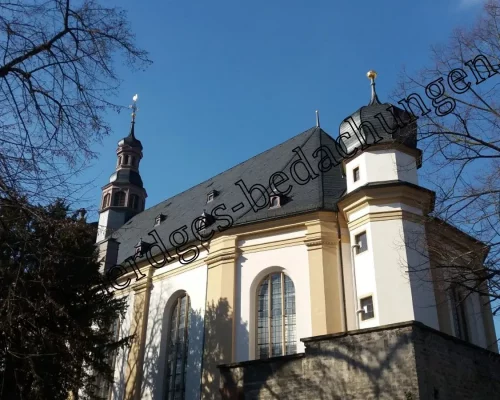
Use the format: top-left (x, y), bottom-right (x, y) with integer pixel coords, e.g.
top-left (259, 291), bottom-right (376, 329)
top-left (301, 320), bottom-right (500, 360)
top-left (218, 353), bottom-right (305, 370)
top-left (300, 320), bottom-right (416, 343)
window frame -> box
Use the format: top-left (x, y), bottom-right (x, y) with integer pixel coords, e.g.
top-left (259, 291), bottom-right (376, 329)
top-left (164, 293), bottom-right (191, 400)
top-left (360, 295), bottom-right (375, 321)
top-left (102, 193), bottom-right (110, 209)
top-left (113, 191), bottom-right (126, 207)
top-left (355, 231), bottom-right (368, 254)
top-left (269, 195), bottom-right (280, 209)
top-left (256, 272), bottom-right (296, 359)
top-left (449, 285), bottom-right (469, 341)
top-left (129, 194), bottom-right (139, 210)
top-left (353, 166), bottom-right (360, 182)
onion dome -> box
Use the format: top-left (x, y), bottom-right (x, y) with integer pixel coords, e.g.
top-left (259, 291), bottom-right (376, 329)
top-left (340, 71), bottom-right (417, 155)
top-left (118, 121), bottom-right (143, 150)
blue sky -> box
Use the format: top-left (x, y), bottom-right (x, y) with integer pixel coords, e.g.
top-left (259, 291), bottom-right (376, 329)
top-left (75, 0), bottom-right (498, 338)
top-left (80, 0), bottom-right (487, 212)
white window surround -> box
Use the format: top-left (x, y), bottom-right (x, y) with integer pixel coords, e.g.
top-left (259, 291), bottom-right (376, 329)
top-left (241, 258), bottom-right (310, 362)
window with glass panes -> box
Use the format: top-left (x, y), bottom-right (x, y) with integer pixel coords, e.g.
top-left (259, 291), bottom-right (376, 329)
top-left (165, 294), bottom-right (190, 400)
top-left (257, 272), bottom-right (296, 359)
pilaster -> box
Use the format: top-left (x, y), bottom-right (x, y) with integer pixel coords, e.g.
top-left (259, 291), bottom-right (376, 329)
top-left (124, 268), bottom-right (153, 400)
top-left (201, 235), bottom-right (239, 400)
top-left (304, 213), bottom-right (345, 336)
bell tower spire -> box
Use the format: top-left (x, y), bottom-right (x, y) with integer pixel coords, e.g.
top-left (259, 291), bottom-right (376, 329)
top-left (96, 94), bottom-right (147, 243)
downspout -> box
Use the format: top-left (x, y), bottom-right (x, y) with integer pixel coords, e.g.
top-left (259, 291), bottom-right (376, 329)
top-left (336, 212), bottom-right (348, 332)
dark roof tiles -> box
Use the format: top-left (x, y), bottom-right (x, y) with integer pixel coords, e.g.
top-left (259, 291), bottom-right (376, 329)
top-left (111, 127), bottom-right (346, 264)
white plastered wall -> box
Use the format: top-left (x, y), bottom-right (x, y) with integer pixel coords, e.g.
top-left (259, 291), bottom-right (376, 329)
top-left (402, 220), bottom-right (439, 329)
top-left (141, 262), bottom-right (208, 400)
top-left (96, 209), bottom-right (126, 242)
top-left (345, 149), bottom-right (418, 194)
top-left (349, 223), bottom-right (380, 329)
top-left (235, 230), bottom-right (312, 362)
top-left (349, 218), bottom-right (439, 330)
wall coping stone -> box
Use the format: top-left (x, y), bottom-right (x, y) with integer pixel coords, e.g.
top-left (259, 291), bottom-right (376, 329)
top-left (218, 320), bottom-right (500, 370)
top-left (217, 353), bottom-right (305, 369)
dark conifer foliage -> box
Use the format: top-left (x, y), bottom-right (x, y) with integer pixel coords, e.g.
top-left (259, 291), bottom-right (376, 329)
top-left (0, 196), bottom-right (130, 399)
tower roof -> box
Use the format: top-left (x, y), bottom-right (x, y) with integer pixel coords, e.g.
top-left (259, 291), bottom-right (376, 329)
top-left (339, 71), bottom-right (417, 153)
top-left (109, 169), bottom-right (143, 188)
top-left (118, 121), bottom-right (143, 150)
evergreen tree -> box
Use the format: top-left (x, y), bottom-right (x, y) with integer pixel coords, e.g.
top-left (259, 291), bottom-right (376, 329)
top-left (0, 196), bottom-right (129, 399)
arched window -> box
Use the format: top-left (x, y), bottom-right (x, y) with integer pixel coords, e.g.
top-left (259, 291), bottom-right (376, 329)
top-left (117, 156), bottom-right (122, 167)
top-left (129, 194), bottom-right (139, 210)
top-left (113, 191), bottom-right (126, 207)
top-left (131, 156), bottom-right (136, 167)
top-left (124, 155), bottom-right (129, 165)
top-left (257, 272), bottom-right (296, 359)
top-left (102, 193), bottom-right (110, 208)
top-left (165, 294), bottom-right (190, 400)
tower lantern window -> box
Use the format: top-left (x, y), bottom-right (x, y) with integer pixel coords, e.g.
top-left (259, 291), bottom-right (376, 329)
top-left (113, 191), bottom-right (126, 207)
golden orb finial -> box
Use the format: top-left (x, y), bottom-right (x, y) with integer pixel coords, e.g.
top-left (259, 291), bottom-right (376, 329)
top-left (367, 70), bottom-right (377, 80)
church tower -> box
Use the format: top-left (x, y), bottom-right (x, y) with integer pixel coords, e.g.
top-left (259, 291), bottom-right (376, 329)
top-left (338, 72), bottom-right (440, 331)
top-left (96, 94), bottom-right (147, 243)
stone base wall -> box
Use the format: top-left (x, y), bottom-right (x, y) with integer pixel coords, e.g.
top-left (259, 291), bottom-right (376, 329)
top-left (218, 321), bottom-right (500, 400)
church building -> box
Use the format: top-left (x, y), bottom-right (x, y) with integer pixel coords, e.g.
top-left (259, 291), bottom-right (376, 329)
top-left (95, 73), bottom-right (499, 400)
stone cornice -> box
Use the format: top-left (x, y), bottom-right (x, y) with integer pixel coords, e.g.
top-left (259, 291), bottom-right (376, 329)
top-left (338, 181), bottom-right (435, 217)
top-left (131, 268), bottom-right (153, 293)
top-left (304, 238), bottom-right (336, 249)
top-left (205, 250), bottom-right (239, 267)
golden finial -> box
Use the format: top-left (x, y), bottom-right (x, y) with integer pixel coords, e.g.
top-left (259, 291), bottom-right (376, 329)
top-left (367, 70), bottom-right (377, 81)
top-left (366, 71), bottom-right (380, 105)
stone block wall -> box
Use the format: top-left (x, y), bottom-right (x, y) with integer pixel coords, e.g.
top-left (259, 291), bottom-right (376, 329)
top-left (218, 321), bottom-right (500, 400)
top-left (413, 323), bottom-right (500, 400)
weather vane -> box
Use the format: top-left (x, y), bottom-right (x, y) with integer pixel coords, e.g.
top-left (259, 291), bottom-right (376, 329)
top-left (130, 94), bottom-right (139, 123)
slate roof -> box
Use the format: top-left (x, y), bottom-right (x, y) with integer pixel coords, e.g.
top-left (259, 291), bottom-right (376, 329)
top-left (111, 127), bottom-right (347, 264)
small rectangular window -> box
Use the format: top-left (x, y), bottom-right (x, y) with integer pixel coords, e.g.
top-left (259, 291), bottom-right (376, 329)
top-left (360, 296), bottom-right (374, 321)
top-left (353, 167), bottom-right (360, 182)
top-left (355, 231), bottom-right (367, 254)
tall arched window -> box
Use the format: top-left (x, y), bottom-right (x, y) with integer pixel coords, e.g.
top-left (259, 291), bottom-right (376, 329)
top-left (165, 293), bottom-right (190, 400)
top-left (257, 272), bottom-right (296, 359)
top-left (113, 191), bottom-right (126, 207)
